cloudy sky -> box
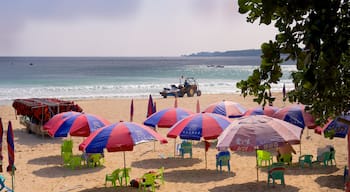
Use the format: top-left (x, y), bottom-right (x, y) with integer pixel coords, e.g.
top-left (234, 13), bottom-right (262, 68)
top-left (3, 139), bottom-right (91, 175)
top-left (0, 0), bottom-right (277, 57)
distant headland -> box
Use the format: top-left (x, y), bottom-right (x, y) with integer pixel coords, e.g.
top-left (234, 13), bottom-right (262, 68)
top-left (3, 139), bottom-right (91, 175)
top-left (183, 49), bottom-right (261, 57)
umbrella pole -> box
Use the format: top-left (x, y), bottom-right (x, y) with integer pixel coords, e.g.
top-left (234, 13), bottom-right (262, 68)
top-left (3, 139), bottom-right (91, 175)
top-left (256, 149), bottom-right (259, 182)
top-left (174, 139), bottom-right (176, 157)
top-left (205, 149), bottom-right (207, 169)
top-left (123, 152), bottom-right (127, 186)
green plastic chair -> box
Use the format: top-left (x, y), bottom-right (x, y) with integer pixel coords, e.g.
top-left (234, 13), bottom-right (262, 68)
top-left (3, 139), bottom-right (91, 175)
top-left (61, 140), bottom-right (73, 156)
top-left (119, 167), bottom-right (131, 186)
top-left (216, 151), bottom-right (230, 172)
top-left (139, 173), bottom-right (156, 192)
top-left (156, 166), bottom-right (165, 185)
top-left (105, 168), bottom-right (122, 187)
top-left (329, 150), bottom-right (336, 165)
top-left (88, 153), bottom-right (104, 167)
top-left (299, 154), bottom-right (313, 168)
top-left (278, 153), bottom-right (292, 165)
top-left (179, 141), bottom-right (192, 158)
top-left (70, 155), bottom-right (83, 170)
top-left (62, 152), bottom-right (72, 167)
top-left (318, 151), bottom-right (334, 167)
top-left (267, 166), bottom-right (286, 187)
top-left (257, 150), bottom-right (273, 167)
top-left (0, 175), bottom-right (13, 192)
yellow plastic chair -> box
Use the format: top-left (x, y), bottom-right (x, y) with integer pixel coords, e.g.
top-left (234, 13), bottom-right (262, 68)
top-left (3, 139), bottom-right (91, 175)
top-left (118, 167), bottom-right (131, 186)
top-left (139, 173), bottom-right (156, 192)
top-left (62, 152), bottom-right (72, 167)
top-left (70, 155), bottom-right (83, 170)
top-left (88, 153), bottom-right (104, 167)
top-left (179, 141), bottom-right (192, 158)
top-left (61, 140), bottom-right (73, 156)
top-left (105, 169), bottom-right (122, 187)
top-left (257, 150), bottom-right (273, 167)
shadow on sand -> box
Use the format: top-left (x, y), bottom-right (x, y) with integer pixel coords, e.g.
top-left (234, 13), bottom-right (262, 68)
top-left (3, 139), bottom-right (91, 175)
top-left (80, 186), bottom-right (139, 192)
top-left (315, 175), bottom-right (344, 190)
top-left (131, 157), bottom-right (202, 169)
top-left (27, 155), bottom-right (62, 165)
top-left (13, 128), bottom-right (62, 147)
top-left (32, 165), bottom-right (104, 178)
top-left (209, 181), bottom-right (300, 192)
top-left (259, 164), bottom-right (339, 176)
top-left (164, 169), bottom-right (234, 183)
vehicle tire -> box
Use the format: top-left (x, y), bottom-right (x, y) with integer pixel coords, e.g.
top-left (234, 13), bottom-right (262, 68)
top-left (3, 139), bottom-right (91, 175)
top-left (196, 90), bottom-right (202, 96)
top-left (187, 88), bottom-right (195, 97)
top-left (163, 95), bottom-right (167, 98)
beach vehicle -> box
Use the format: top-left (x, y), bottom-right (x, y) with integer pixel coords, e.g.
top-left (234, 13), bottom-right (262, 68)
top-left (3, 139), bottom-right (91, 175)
top-left (12, 98), bottom-right (83, 135)
top-left (160, 77), bottom-right (201, 98)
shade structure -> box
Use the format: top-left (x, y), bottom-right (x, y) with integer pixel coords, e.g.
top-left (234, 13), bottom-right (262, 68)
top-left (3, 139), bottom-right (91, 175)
top-left (79, 121), bottom-right (168, 153)
top-left (244, 106), bottom-right (279, 117)
top-left (216, 115), bottom-right (302, 181)
top-left (44, 112), bottom-right (110, 137)
top-left (273, 104), bottom-right (316, 129)
top-left (167, 113), bottom-right (231, 141)
top-left (217, 115), bottom-right (302, 152)
top-left (143, 107), bottom-right (194, 128)
top-left (203, 100), bottom-right (247, 118)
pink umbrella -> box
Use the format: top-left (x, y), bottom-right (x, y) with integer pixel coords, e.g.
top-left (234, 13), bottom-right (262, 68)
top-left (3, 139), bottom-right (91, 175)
top-left (244, 106), bottom-right (279, 117)
top-left (203, 100), bottom-right (247, 118)
top-left (217, 115), bottom-right (302, 181)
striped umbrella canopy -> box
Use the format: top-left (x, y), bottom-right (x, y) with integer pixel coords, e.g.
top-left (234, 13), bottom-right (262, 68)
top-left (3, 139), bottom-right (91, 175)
top-left (203, 101), bottom-right (247, 118)
top-left (143, 107), bottom-right (194, 128)
top-left (315, 115), bottom-right (350, 138)
top-left (167, 113), bottom-right (231, 141)
top-left (0, 118), bottom-right (3, 172)
top-left (44, 112), bottom-right (110, 137)
top-left (273, 104), bottom-right (316, 129)
top-left (244, 106), bottom-right (279, 117)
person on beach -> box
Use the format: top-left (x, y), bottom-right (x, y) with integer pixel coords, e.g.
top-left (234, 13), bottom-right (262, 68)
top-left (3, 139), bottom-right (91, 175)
top-left (276, 142), bottom-right (296, 162)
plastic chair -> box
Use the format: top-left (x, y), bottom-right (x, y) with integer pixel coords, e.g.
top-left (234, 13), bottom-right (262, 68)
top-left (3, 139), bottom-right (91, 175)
top-left (278, 153), bottom-right (292, 165)
top-left (70, 155), bottom-right (83, 170)
top-left (105, 168), bottom-right (122, 187)
top-left (257, 150), bottom-right (273, 167)
top-left (61, 140), bottom-right (73, 155)
top-left (88, 153), bottom-right (104, 167)
top-left (299, 154), bottom-right (313, 168)
top-left (155, 166), bottom-right (164, 185)
top-left (216, 151), bottom-right (230, 172)
top-left (179, 141), bottom-right (192, 158)
top-left (62, 152), bottom-right (72, 167)
top-left (267, 166), bottom-right (285, 187)
top-left (329, 150), bottom-right (336, 165)
top-left (317, 151), bottom-right (334, 167)
top-left (118, 167), bottom-right (131, 186)
top-left (139, 173), bottom-right (156, 192)
top-left (0, 175), bottom-right (12, 192)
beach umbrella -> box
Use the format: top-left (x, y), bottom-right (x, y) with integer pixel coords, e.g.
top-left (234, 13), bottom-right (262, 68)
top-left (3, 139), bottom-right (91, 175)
top-left (273, 104), bottom-right (317, 129)
top-left (143, 107), bottom-right (194, 128)
top-left (147, 94), bottom-right (156, 118)
top-left (244, 106), bottom-right (279, 117)
top-left (314, 115), bottom-right (350, 138)
top-left (79, 121), bottom-right (168, 185)
top-left (130, 99), bottom-right (134, 122)
top-left (167, 113), bottom-right (231, 168)
top-left (216, 115), bottom-right (302, 181)
top-left (44, 112), bottom-right (110, 137)
top-left (0, 118), bottom-right (3, 172)
top-left (7, 121), bottom-right (15, 190)
top-left (203, 100), bottom-right (247, 118)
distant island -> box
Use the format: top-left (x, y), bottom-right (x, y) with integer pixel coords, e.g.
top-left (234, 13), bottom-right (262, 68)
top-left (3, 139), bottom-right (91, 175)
top-left (183, 49), bottom-right (261, 57)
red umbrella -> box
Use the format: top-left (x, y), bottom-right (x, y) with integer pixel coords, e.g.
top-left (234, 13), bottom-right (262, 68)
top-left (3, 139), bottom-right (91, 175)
top-left (203, 100), bottom-right (247, 118)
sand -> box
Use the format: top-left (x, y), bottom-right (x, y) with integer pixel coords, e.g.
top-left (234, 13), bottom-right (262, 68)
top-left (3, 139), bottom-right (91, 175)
top-left (0, 93), bottom-right (347, 192)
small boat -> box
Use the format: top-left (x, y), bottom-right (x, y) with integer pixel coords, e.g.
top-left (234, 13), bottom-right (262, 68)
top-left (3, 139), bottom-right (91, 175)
top-left (216, 65), bottom-right (224, 68)
top-left (207, 64), bottom-right (215, 67)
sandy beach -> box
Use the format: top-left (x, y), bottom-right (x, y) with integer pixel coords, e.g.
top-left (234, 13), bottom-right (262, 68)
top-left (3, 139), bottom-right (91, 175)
top-left (0, 93), bottom-right (347, 192)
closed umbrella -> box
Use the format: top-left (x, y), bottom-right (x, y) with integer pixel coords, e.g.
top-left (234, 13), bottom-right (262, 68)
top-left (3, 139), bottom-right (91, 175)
top-left (7, 121), bottom-right (15, 190)
top-left (0, 118), bottom-right (3, 172)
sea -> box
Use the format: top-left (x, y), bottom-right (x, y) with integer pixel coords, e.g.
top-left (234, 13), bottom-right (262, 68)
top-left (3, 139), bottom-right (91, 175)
top-left (0, 56), bottom-right (296, 106)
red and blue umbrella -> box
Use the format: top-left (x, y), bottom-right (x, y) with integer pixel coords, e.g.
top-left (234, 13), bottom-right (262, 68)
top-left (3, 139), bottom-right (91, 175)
top-left (167, 113), bottom-right (231, 141)
top-left (273, 105), bottom-right (316, 129)
top-left (244, 106), bottom-right (279, 117)
top-left (79, 121), bottom-right (167, 185)
top-left (143, 107), bottom-right (194, 128)
top-left (7, 121), bottom-right (15, 173)
top-left (147, 94), bottom-right (156, 118)
top-left (0, 118), bottom-right (3, 172)
top-left (44, 112), bottom-right (110, 137)
top-left (315, 115), bottom-right (350, 138)
top-left (203, 101), bottom-right (247, 118)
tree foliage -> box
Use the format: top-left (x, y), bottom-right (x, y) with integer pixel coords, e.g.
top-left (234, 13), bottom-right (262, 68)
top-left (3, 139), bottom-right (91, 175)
top-left (236, 0), bottom-right (350, 124)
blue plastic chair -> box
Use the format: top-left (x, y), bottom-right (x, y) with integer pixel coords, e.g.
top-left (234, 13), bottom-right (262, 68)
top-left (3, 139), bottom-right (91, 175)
top-left (216, 151), bottom-right (230, 172)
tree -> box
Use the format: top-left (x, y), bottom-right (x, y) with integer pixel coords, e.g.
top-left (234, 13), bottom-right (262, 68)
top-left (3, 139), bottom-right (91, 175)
top-left (236, 0), bottom-right (350, 124)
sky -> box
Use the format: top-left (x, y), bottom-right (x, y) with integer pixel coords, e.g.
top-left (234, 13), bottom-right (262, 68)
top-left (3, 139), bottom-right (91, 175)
top-left (0, 0), bottom-right (277, 57)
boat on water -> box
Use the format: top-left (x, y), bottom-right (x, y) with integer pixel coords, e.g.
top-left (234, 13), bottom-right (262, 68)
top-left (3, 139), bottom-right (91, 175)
top-left (207, 64), bottom-right (224, 68)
